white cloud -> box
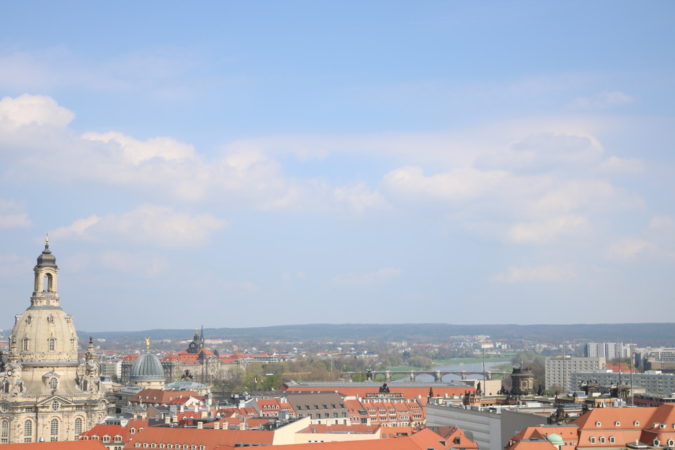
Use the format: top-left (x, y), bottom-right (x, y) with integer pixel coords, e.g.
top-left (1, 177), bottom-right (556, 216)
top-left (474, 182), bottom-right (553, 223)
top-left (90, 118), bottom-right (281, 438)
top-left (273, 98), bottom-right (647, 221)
top-left (382, 166), bottom-right (511, 202)
top-left (570, 91), bottom-right (636, 109)
top-left (607, 238), bottom-right (652, 261)
top-left (50, 205), bottom-right (228, 248)
top-left (493, 265), bottom-right (575, 283)
top-left (0, 48), bottom-right (200, 100)
top-left (50, 215), bottom-right (101, 240)
top-left (0, 199), bottom-right (31, 229)
top-left (82, 132), bottom-right (196, 165)
top-left (508, 215), bottom-right (590, 244)
top-left (0, 94), bottom-right (74, 128)
top-left (480, 132), bottom-right (604, 171)
top-left (600, 156), bottom-right (644, 174)
top-left (333, 267), bottom-right (401, 286)
top-left (0, 254), bottom-right (32, 277)
top-left (333, 183), bottom-right (386, 213)
top-left (649, 216), bottom-right (675, 230)
top-left (99, 250), bottom-right (168, 277)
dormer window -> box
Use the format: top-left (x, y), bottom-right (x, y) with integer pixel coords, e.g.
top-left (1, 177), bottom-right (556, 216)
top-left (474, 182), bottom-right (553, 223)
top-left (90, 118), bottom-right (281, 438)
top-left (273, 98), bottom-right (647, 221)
top-left (49, 378), bottom-right (58, 390)
top-left (634, 421), bottom-right (640, 427)
top-left (48, 338), bottom-right (56, 351)
top-left (615, 421), bottom-right (620, 427)
top-left (595, 421), bottom-right (602, 427)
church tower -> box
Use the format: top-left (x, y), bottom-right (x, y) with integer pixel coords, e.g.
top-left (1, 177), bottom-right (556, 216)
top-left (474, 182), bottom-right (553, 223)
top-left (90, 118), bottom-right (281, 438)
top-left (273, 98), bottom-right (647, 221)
top-left (0, 241), bottom-right (107, 443)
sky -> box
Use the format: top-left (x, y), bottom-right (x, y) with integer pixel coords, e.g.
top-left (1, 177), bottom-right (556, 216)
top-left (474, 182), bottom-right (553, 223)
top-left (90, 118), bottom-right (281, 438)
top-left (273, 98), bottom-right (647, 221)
top-left (0, 1), bottom-right (674, 332)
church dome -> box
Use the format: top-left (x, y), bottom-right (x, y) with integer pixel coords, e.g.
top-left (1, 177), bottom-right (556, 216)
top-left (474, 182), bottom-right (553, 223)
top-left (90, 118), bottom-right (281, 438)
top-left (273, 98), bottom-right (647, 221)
top-left (11, 308), bottom-right (79, 364)
top-left (130, 353), bottom-right (165, 381)
top-left (10, 242), bottom-right (78, 364)
top-left (546, 433), bottom-right (564, 446)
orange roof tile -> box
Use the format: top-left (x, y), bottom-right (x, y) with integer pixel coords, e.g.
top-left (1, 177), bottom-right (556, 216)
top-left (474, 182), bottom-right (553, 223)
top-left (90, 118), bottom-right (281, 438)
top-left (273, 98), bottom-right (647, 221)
top-left (3, 442), bottom-right (107, 450)
top-left (124, 427), bottom-right (274, 450)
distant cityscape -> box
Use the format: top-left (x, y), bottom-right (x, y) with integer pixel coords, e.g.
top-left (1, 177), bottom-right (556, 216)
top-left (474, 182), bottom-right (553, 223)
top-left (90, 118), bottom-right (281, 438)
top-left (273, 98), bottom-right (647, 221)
top-left (2, 245), bottom-right (675, 450)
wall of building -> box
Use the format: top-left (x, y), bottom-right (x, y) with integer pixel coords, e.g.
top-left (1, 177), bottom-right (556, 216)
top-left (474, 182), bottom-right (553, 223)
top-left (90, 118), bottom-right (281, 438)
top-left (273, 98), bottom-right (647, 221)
top-left (427, 405), bottom-right (502, 450)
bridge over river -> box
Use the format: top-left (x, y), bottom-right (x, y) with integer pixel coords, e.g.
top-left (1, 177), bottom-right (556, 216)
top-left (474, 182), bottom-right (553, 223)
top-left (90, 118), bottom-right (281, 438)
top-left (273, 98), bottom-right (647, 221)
top-left (342, 369), bottom-right (511, 383)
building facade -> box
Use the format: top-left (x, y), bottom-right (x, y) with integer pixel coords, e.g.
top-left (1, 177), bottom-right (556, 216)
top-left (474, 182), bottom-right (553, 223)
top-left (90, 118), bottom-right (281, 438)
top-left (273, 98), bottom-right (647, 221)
top-left (545, 357), bottom-right (606, 392)
top-left (571, 370), bottom-right (675, 397)
top-left (584, 343), bottom-right (634, 360)
top-left (0, 242), bottom-right (107, 443)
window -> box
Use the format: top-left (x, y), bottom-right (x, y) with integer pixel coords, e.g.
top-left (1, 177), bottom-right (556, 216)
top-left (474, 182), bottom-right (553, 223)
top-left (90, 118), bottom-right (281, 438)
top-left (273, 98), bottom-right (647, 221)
top-left (614, 421), bottom-right (620, 427)
top-left (52, 400), bottom-right (60, 410)
top-left (23, 338), bottom-right (30, 351)
top-left (50, 378), bottom-right (58, 390)
top-left (50, 419), bottom-right (59, 441)
top-left (600, 437), bottom-right (606, 444)
top-left (49, 338), bottom-right (56, 351)
top-left (668, 440), bottom-right (674, 447)
top-left (634, 421), bottom-right (640, 427)
top-left (115, 436), bottom-right (122, 443)
top-left (609, 436), bottom-right (616, 444)
top-left (595, 421), bottom-right (602, 427)
top-left (590, 437), bottom-right (596, 444)
top-left (654, 439), bottom-right (660, 447)
top-left (24, 420), bottom-right (33, 442)
top-left (75, 418), bottom-right (83, 436)
top-left (1, 420), bottom-right (9, 443)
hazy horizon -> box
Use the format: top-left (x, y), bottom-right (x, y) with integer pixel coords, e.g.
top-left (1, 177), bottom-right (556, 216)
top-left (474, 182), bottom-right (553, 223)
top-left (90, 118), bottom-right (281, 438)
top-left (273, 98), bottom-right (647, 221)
top-left (1, 1), bottom-right (674, 330)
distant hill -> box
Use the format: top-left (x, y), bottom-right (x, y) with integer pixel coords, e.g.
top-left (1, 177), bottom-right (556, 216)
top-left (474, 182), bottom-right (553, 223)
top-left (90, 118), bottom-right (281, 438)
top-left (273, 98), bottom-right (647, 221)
top-left (81, 323), bottom-right (675, 346)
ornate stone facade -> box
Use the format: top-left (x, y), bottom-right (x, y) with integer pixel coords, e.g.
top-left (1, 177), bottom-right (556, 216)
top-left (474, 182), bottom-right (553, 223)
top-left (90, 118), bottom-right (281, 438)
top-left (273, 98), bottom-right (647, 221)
top-left (0, 241), bottom-right (107, 443)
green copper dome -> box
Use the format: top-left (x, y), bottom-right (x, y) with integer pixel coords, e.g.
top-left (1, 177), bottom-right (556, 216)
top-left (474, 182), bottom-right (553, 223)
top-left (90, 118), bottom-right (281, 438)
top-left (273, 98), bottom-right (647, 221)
top-left (547, 434), bottom-right (564, 446)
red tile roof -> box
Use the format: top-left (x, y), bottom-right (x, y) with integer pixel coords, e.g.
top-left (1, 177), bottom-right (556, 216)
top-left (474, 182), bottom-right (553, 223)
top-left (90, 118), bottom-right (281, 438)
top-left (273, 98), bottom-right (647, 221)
top-left (2, 442), bottom-right (107, 450)
top-left (129, 389), bottom-right (200, 405)
top-left (124, 427), bottom-right (274, 450)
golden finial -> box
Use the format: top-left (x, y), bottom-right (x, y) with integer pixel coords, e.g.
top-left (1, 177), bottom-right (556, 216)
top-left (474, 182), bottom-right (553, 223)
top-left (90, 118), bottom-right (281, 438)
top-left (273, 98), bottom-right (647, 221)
top-left (145, 337), bottom-right (151, 352)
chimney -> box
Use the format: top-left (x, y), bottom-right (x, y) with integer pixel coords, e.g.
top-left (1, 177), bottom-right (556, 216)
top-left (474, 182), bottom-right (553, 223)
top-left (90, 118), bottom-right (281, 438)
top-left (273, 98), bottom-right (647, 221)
top-left (164, 416), bottom-right (170, 425)
top-left (213, 422), bottom-right (220, 430)
top-left (197, 421), bottom-right (203, 429)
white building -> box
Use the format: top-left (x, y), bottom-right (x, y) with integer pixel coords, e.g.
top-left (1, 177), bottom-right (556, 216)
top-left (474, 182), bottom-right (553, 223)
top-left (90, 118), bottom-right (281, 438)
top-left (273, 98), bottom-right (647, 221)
top-left (545, 356), bottom-right (606, 391)
top-left (585, 342), bottom-right (634, 360)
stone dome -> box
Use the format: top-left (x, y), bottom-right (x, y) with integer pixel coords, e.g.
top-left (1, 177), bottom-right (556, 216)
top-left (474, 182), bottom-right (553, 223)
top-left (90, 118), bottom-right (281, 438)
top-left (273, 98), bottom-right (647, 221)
top-left (10, 242), bottom-right (78, 364)
top-left (11, 308), bottom-right (79, 364)
top-left (130, 353), bottom-right (165, 381)
top-left (547, 433), bottom-right (564, 446)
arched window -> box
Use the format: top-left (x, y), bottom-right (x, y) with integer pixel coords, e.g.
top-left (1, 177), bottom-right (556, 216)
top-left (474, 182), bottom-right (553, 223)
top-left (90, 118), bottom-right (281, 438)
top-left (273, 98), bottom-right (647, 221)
top-left (49, 338), bottom-right (56, 351)
top-left (22, 338), bottom-right (30, 352)
top-left (1, 420), bottom-right (9, 443)
top-left (49, 377), bottom-right (58, 390)
top-left (24, 420), bottom-right (33, 443)
top-left (50, 419), bottom-right (59, 441)
top-left (43, 273), bottom-right (53, 292)
top-left (74, 418), bottom-right (83, 437)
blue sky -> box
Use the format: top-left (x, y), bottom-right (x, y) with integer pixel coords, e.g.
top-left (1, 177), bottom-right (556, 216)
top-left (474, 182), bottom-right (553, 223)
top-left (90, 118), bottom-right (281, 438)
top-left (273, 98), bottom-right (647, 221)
top-left (0, 1), bottom-right (674, 331)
